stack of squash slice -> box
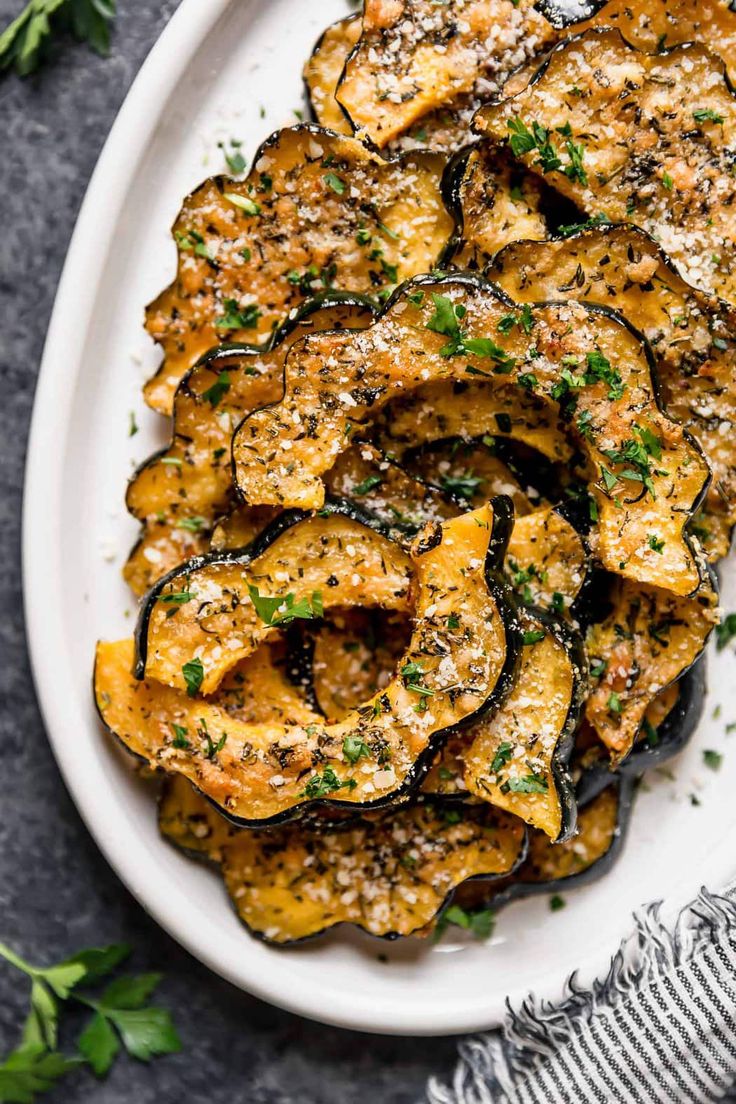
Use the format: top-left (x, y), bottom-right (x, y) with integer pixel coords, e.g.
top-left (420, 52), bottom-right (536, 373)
top-left (94, 0), bottom-right (736, 946)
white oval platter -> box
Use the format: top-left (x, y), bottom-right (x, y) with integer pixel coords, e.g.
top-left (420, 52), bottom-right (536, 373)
top-left (22, 0), bottom-right (736, 1035)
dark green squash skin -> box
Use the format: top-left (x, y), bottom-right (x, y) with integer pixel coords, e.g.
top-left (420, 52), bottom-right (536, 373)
top-left (303, 13), bottom-right (362, 127)
top-left (526, 606), bottom-right (588, 845)
top-left (122, 495), bottom-right (525, 829)
top-left (575, 656), bottom-right (707, 806)
top-left (234, 269), bottom-right (711, 598)
top-left (466, 775), bottom-right (636, 916)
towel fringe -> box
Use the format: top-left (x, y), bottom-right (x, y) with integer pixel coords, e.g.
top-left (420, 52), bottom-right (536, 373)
top-left (427, 885), bottom-right (736, 1104)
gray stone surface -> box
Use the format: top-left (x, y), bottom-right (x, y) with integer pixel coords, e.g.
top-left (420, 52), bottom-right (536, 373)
top-left (0, 3), bottom-right (459, 1099)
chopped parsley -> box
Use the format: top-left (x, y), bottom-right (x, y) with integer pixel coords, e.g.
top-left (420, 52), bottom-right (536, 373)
top-left (201, 371), bottom-right (231, 407)
top-left (523, 629), bottom-right (546, 646)
top-left (490, 741), bottom-right (514, 774)
top-left (703, 749), bottom-right (723, 771)
top-left (223, 192), bottom-right (261, 215)
top-left (693, 108), bottom-right (724, 124)
top-left (170, 724), bottom-right (190, 749)
top-left (248, 585), bottom-right (323, 627)
top-left (435, 905), bottom-right (496, 942)
top-left (549, 895), bottom-right (566, 911)
top-left (215, 299), bottom-right (261, 331)
top-left (502, 773), bottom-right (548, 794)
top-left (219, 139), bottom-right (246, 174)
top-left (182, 658), bottom-right (204, 697)
top-left (440, 471), bottom-right (484, 502)
top-left (716, 613), bottom-right (736, 650)
top-left (324, 172), bottom-right (346, 195)
top-left (343, 736), bottom-right (371, 764)
top-left (648, 535), bottom-right (665, 554)
top-left (300, 767), bottom-right (357, 799)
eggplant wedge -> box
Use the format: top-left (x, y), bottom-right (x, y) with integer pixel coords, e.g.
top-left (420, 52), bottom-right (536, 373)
top-left (144, 125), bottom-right (453, 413)
top-left (159, 775), bottom-right (526, 944)
top-left (99, 501), bottom-right (522, 825)
top-left (476, 29), bottom-right (736, 305)
top-left (234, 274), bottom-right (709, 596)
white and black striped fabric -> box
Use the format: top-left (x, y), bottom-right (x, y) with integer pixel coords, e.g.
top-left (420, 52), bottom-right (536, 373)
top-left (427, 888), bottom-right (736, 1104)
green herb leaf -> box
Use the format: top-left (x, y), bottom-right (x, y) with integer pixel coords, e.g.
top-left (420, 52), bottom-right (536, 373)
top-left (505, 773), bottom-right (548, 794)
top-left (352, 474), bottom-right (382, 496)
top-left (343, 736), bottom-right (371, 764)
top-left (324, 172), bottom-right (346, 195)
top-left (201, 371), bottom-right (231, 407)
top-left (182, 658), bottom-right (204, 697)
top-left (223, 192), bottom-right (261, 215)
top-left (549, 894), bottom-right (566, 911)
top-left (490, 741), bottom-right (514, 774)
top-left (439, 471), bottom-right (484, 502)
top-left (435, 905), bottom-right (495, 942)
top-left (0, 0), bottom-right (117, 77)
top-left (248, 585), bottom-right (323, 627)
top-left (300, 767), bottom-right (357, 799)
top-left (176, 516), bottom-right (207, 533)
top-left (716, 612), bottom-right (736, 650)
top-left (693, 108), bottom-right (724, 124)
top-left (215, 299), bottom-right (261, 331)
top-left (703, 749), bottom-right (723, 771)
top-left (0, 1044), bottom-right (80, 1102)
top-left (78, 1013), bottom-right (119, 1077)
top-left (523, 629), bottom-right (546, 645)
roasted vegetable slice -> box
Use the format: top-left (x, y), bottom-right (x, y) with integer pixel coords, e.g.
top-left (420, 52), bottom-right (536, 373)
top-left (212, 443), bottom-right (456, 554)
top-left (442, 145), bottom-right (548, 270)
top-left (144, 125), bottom-right (453, 413)
top-left (585, 573), bottom-right (716, 762)
top-left (234, 276), bottom-right (708, 595)
top-left (102, 502), bottom-right (521, 825)
top-left (477, 29), bottom-right (736, 305)
top-left (304, 16), bottom-right (361, 136)
top-left (453, 778), bottom-right (633, 916)
top-left (491, 225), bottom-right (736, 562)
top-left (160, 776), bottom-right (526, 944)
top-left (575, 657), bottom-right (707, 804)
top-left (126, 295), bottom-right (376, 596)
top-left (311, 611), bottom-right (412, 723)
top-left (561, 0), bottom-right (736, 85)
top-left (406, 440), bottom-right (545, 518)
top-left (373, 379), bottom-right (572, 467)
top-left (136, 504), bottom-right (413, 694)
top-left (462, 609), bottom-right (585, 841)
top-left (335, 0), bottom-right (556, 150)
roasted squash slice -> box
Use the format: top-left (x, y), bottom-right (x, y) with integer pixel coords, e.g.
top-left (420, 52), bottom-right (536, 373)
top-left (585, 574), bottom-right (717, 763)
top-left (374, 380), bottom-right (572, 467)
top-left (491, 225), bottom-right (736, 562)
top-left (405, 439), bottom-right (547, 518)
top-left (462, 608), bottom-right (585, 841)
top-left (477, 29), bottom-right (736, 306)
top-left (335, 0), bottom-right (556, 150)
top-left (104, 502), bottom-right (520, 824)
top-left (562, 0), bottom-right (736, 86)
top-left (143, 125), bottom-right (453, 413)
top-left (136, 503), bottom-right (413, 695)
top-left (304, 16), bottom-right (361, 136)
top-left (442, 145), bottom-right (548, 271)
top-left (304, 14), bottom-right (484, 154)
top-left (453, 778), bottom-right (633, 918)
top-left (234, 275), bottom-right (708, 595)
top-left (126, 295), bottom-right (376, 596)
top-left (311, 610), bottom-right (412, 723)
top-left (159, 775), bottom-right (526, 944)
top-left (575, 657), bottom-right (706, 804)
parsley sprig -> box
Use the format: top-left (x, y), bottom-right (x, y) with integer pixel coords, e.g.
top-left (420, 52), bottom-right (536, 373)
top-left (0, 939), bottom-right (180, 1100)
top-left (0, 0), bottom-right (116, 77)
top-left (507, 117), bottom-right (588, 185)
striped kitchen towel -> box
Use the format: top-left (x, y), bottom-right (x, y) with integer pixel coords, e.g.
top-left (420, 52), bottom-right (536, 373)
top-left (427, 888), bottom-right (736, 1104)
